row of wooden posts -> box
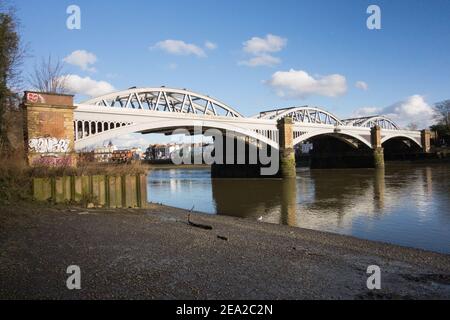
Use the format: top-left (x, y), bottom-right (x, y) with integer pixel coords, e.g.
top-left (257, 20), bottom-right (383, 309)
top-left (33, 174), bottom-right (148, 208)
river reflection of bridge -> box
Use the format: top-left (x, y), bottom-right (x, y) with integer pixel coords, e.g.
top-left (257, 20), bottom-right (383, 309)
top-left (212, 166), bottom-right (439, 231)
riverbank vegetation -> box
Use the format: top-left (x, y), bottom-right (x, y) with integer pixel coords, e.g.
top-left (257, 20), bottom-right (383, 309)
top-left (0, 4), bottom-right (26, 205)
top-left (431, 100), bottom-right (450, 146)
top-left (0, 154), bottom-right (30, 205)
top-left (0, 4), bottom-right (23, 154)
top-left (0, 152), bottom-right (148, 205)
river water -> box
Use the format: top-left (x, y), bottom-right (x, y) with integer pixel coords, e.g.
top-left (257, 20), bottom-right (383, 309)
top-left (148, 165), bottom-right (450, 254)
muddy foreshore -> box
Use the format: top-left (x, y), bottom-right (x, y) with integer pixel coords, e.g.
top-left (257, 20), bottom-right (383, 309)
top-left (0, 203), bottom-right (449, 299)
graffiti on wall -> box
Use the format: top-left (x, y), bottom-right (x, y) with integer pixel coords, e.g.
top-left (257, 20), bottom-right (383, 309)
top-left (32, 156), bottom-right (72, 167)
top-left (26, 92), bottom-right (46, 104)
top-left (29, 137), bottom-right (71, 153)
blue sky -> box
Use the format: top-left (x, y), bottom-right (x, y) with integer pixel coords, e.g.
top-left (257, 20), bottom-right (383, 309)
top-left (13, 0), bottom-right (450, 147)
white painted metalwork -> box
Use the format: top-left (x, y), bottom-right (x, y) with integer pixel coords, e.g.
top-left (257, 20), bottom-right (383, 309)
top-left (257, 106), bottom-right (343, 126)
top-left (74, 87), bottom-right (422, 151)
top-left (82, 87), bottom-right (242, 118)
top-left (74, 119), bottom-right (132, 140)
top-left (342, 115), bottom-right (400, 130)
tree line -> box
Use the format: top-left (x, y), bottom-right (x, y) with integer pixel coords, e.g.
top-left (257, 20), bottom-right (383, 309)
top-left (431, 100), bottom-right (450, 145)
top-left (0, 3), bottom-right (22, 153)
top-left (0, 2), bottom-right (68, 155)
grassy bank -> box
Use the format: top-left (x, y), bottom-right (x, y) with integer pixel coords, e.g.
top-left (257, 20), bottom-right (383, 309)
top-left (0, 155), bottom-right (148, 205)
top-left (0, 155), bottom-right (32, 205)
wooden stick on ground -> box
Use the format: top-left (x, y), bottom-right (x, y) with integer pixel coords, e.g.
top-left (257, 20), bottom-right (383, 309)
top-left (187, 213), bottom-right (213, 230)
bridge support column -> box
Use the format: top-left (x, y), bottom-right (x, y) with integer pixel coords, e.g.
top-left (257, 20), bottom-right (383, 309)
top-left (421, 129), bottom-right (431, 153)
top-left (280, 177), bottom-right (297, 226)
top-left (211, 134), bottom-right (267, 178)
top-left (371, 125), bottom-right (384, 169)
top-left (277, 117), bottom-right (296, 178)
top-left (22, 91), bottom-right (77, 167)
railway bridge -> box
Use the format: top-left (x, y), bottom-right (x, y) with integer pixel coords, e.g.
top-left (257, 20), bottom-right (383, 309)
top-left (22, 88), bottom-right (431, 177)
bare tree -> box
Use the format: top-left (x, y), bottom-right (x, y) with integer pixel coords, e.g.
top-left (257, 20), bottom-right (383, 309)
top-left (28, 56), bottom-right (69, 94)
top-left (433, 100), bottom-right (450, 129)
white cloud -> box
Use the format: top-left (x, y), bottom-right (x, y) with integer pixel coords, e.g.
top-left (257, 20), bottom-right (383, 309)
top-left (151, 40), bottom-right (206, 57)
top-left (243, 34), bottom-right (287, 54)
top-left (383, 95), bottom-right (435, 128)
top-left (168, 63), bottom-right (178, 70)
top-left (205, 41), bottom-right (217, 50)
top-left (352, 95), bottom-right (435, 129)
top-left (63, 74), bottom-right (115, 97)
top-left (355, 81), bottom-right (368, 91)
top-left (239, 54), bottom-right (281, 67)
top-left (63, 50), bottom-right (97, 72)
top-left (266, 69), bottom-right (347, 98)
top-left (240, 34), bottom-right (287, 67)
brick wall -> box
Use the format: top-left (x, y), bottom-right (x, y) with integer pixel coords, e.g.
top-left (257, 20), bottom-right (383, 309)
top-left (371, 126), bottom-right (382, 149)
top-left (22, 92), bottom-right (77, 167)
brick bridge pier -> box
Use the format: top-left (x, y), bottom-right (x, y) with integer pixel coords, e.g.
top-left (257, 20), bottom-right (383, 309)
top-left (22, 92), bottom-right (77, 167)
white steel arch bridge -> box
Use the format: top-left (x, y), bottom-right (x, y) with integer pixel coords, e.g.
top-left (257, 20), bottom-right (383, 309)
top-left (73, 87), bottom-right (423, 151)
